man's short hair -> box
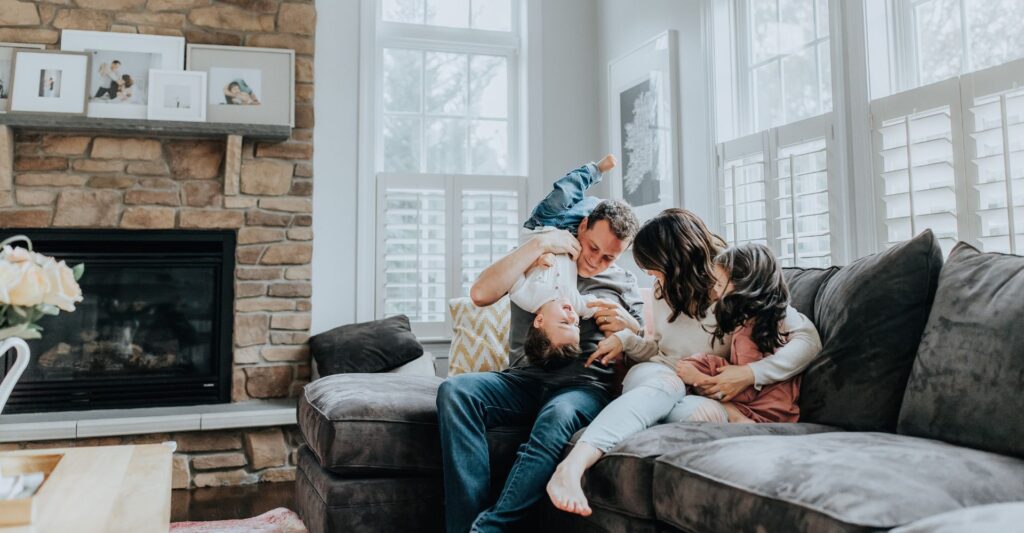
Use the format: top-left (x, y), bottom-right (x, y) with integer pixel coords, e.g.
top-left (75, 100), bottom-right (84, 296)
top-left (112, 60), bottom-right (121, 65)
top-left (523, 324), bottom-right (582, 367)
top-left (587, 199), bottom-right (640, 243)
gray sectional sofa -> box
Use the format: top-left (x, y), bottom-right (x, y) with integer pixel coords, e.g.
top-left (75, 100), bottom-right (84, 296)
top-left (294, 230), bottom-right (1024, 532)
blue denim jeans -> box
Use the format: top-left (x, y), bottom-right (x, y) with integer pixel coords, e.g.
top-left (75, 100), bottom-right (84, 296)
top-left (523, 162), bottom-right (604, 232)
top-left (436, 371), bottom-right (609, 533)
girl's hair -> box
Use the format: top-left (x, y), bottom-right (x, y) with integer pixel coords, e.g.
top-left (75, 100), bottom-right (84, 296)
top-left (712, 243), bottom-right (790, 354)
top-left (632, 208), bottom-right (726, 322)
top-left (121, 74), bottom-right (133, 88)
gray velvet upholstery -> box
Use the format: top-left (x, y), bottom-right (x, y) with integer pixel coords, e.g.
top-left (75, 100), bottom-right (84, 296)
top-left (653, 432), bottom-right (1024, 532)
top-left (898, 243), bottom-right (1024, 458)
top-left (782, 266), bottom-right (839, 320)
top-left (799, 230), bottom-right (942, 431)
top-left (310, 314), bottom-right (424, 375)
top-left (892, 502), bottom-right (1024, 533)
top-left (575, 422), bottom-right (839, 521)
top-left (295, 444), bottom-right (444, 533)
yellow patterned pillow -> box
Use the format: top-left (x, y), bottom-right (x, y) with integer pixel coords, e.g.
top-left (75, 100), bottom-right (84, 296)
top-left (448, 296), bottom-right (510, 375)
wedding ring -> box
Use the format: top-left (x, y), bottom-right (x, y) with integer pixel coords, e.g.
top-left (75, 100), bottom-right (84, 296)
top-left (715, 392), bottom-right (725, 400)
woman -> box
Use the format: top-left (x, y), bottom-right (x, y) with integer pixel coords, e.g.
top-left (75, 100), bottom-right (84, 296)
top-left (546, 208), bottom-right (822, 517)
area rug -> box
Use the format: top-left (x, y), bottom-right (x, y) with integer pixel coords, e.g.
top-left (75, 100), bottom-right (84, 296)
top-left (170, 507), bottom-right (307, 533)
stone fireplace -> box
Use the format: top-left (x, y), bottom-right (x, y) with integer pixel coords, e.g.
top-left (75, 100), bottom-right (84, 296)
top-left (0, 0), bottom-right (316, 489)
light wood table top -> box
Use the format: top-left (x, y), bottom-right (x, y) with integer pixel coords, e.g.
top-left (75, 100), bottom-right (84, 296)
top-left (0, 444), bottom-right (172, 533)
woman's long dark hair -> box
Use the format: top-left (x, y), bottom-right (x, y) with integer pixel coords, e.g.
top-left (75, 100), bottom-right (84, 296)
top-left (712, 243), bottom-right (790, 354)
top-left (632, 208), bottom-right (725, 322)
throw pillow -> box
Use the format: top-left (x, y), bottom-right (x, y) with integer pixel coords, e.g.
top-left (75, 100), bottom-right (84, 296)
top-left (898, 243), bottom-right (1024, 458)
top-left (798, 230), bottom-right (943, 431)
top-left (448, 296), bottom-right (510, 375)
top-left (782, 266), bottom-right (839, 321)
top-left (309, 315), bottom-right (423, 376)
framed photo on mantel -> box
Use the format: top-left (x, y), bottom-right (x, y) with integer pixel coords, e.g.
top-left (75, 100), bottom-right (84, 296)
top-left (8, 50), bottom-right (90, 116)
top-left (0, 42), bottom-right (46, 113)
top-left (186, 44), bottom-right (295, 127)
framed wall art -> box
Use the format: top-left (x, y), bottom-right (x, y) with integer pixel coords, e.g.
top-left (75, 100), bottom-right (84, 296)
top-left (0, 42), bottom-right (46, 113)
top-left (147, 69), bottom-right (207, 122)
top-left (186, 44), bottom-right (294, 127)
top-left (8, 50), bottom-right (90, 116)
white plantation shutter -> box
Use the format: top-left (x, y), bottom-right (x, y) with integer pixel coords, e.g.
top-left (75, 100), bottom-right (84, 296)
top-left (960, 58), bottom-right (1024, 254)
top-left (458, 189), bottom-right (520, 296)
top-left (774, 115), bottom-right (834, 267)
top-left (719, 132), bottom-right (770, 246)
top-left (377, 174), bottom-right (526, 337)
top-left (871, 78), bottom-right (967, 256)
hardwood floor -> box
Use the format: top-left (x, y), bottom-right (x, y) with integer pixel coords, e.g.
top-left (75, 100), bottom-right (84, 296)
top-left (171, 481), bottom-right (296, 522)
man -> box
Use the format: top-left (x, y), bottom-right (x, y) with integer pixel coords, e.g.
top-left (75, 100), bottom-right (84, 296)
top-left (94, 60), bottom-right (121, 99)
top-left (437, 198), bottom-right (644, 533)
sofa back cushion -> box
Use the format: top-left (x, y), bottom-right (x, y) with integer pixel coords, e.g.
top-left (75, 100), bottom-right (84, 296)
top-left (798, 230), bottom-right (942, 431)
top-left (309, 315), bottom-right (424, 375)
top-left (898, 243), bottom-right (1024, 458)
top-left (782, 267), bottom-right (840, 320)
top-left (448, 297), bottom-right (510, 375)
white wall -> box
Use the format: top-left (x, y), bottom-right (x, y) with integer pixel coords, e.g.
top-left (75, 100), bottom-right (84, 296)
top-left (311, 0), bottom-right (604, 333)
top-left (311, 0), bottom-right (360, 334)
top-left (595, 0), bottom-right (714, 286)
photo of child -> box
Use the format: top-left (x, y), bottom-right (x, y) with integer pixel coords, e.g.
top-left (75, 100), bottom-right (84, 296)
top-left (38, 69), bottom-right (61, 98)
top-left (209, 67), bottom-right (261, 106)
top-left (86, 49), bottom-right (155, 105)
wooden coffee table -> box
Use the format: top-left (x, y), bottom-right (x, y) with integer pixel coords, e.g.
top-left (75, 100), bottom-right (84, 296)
top-left (0, 444), bottom-right (172, 533)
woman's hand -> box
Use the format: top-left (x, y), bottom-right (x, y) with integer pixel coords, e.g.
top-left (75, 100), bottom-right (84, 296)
top-left (587, 300), bottom-right (641, 336)
top-left (585, 335), bottom-right (623, 367)
top-left (674, 360), bottom-right (707, 385)
top-left (694, 364), bottom-right (755, 402)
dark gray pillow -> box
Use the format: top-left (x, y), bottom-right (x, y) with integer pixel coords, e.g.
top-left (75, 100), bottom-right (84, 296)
top-left (898, 243), bottom-right (1024, 458)
top-left (798, 230), bottom-right (943, 432)
top-left (782, 266), bottom-right (839, 321)
top-left (310, 315), bottom-right (424, 375)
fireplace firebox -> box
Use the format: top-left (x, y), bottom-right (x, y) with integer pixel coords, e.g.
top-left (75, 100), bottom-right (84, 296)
top-left (1, 229), bottom-right (235, 414)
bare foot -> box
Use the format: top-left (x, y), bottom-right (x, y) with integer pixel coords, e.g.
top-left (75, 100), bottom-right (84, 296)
top-left (597, 154), bottom-right (616, 173)
top-left (547, 464), bottom-right (592, 516)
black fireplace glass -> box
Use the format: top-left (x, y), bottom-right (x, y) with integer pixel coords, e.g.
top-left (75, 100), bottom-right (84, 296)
top-left (1, 229), bottom-right (234, 413)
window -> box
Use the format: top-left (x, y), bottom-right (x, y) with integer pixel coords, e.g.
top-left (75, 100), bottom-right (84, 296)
top-left (775, 133), bottom-right (832, 267)
top-left (372, 0), bottom-right (524, 336)
top-left (715, 0), bottom-right (833, 138)
top-left (882, 0), bottom-right (1024, 93)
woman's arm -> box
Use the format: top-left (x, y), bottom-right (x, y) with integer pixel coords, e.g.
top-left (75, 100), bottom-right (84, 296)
top-left (611, 329), bottom-right (660, 362)
top-left (747, 307), bottom-right (822, 387)
top-left (469, 230), bottom-right (580, 307)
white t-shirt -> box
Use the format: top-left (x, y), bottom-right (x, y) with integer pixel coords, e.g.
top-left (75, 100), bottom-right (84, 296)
top-left (508, 253), bottom-right (598, 318)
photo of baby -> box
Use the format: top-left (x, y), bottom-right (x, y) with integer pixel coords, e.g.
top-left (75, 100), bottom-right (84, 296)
top-left (209, 67), bottom-right (261, 106)
top-left (38, 69), bottom-right (61, 98)
top-left (87, 49), bottom-right (155, 105)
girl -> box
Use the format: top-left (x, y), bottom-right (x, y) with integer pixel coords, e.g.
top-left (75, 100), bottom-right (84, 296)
top-left (675, 243), bottom-right (800, 424)
top-left (546, 208), bottom-right (820, 517)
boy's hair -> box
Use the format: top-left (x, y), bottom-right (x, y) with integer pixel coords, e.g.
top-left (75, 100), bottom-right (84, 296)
top-left (587, 200), bottom-right (640, 243)
top-left (711, 243), bottom-right (790, 355)
top-left (523, 324), bottom-right (582, 367)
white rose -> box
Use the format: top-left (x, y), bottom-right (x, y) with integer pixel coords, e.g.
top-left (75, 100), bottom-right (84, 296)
top-left (1, 245), bottom-right (34, 264)
top-left (40, 258), bottom-right (83, 312)
top-left (0, 260), bottom-right (48, 307)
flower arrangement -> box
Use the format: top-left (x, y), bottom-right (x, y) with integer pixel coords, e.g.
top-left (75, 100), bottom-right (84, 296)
top-left (0, 235), bottom-right (84, 340)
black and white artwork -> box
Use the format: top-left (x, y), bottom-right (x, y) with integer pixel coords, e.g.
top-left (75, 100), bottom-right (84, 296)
top-left (619, 78), bottom-right (661, 208)
top-left (607, 31), bottom-right (679, 222)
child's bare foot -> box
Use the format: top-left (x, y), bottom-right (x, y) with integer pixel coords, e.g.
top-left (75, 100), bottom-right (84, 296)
top-left (547, 463), bottom-right (592, 516)
top-left (597, 154), bottom-right (616, 173)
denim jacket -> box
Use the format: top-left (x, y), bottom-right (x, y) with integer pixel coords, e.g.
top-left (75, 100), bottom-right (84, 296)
top-left (523, 162), bottom-right (603, 233)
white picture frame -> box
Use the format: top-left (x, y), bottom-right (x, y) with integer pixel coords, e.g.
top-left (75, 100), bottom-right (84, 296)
top-left (607, 30), bottom-right (681, 222)
top-left (0, 42), bottom-right (46, 113)
top-left (147, 69), bottom-right (206, 122)
top-left (60, 30), bottom-right (185, 120)
top-left (8, 50), bottom-right (90, 116)
top-left (186, 44), bottom-right (295, 127)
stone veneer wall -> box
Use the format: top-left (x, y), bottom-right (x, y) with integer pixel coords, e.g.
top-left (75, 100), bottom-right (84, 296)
top-left (0, 0), bottom-right (316, 488)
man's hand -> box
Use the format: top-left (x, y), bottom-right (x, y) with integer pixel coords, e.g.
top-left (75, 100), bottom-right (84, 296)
top-left (694, 364), bottom-right (755, 402)
top-left (585, 335), bottom-right (623, 367)
top-left (531, 253), bottom-right (556, 270)
top-left (587, 300), bottom-right (641, 336)
top-left (535, 229), bottom-right (581, 260)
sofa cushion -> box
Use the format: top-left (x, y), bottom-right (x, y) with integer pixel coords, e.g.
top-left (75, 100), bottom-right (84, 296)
top-left (295, 444), bottom-right (444, 533)
top-left (898, 242), bottom-right (1024, 458)
top-left (799, 230), bottom-right (942, 431)
top-left (653, 432), bottom-right (1024, 532)
top-left (448, 296), bottom-right (510, 375)
top-left (298, 373), bottom-right (529, 476)
top-left (891, 502), bottom-right (1024, 533)
top-left (310, 315), bottom-right (424, 376)
top-left (576, 422), bottom-right (839, 521)
top-left (782, 266), bottom-right (839, 320)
